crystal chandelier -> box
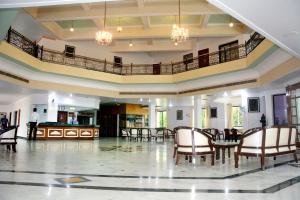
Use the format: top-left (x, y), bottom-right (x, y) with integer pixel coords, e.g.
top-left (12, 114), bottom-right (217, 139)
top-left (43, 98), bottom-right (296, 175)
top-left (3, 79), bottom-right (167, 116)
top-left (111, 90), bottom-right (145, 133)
top-left (171, 0), bottom-right (189, 43)
top-left (95, 1), bottom-right (112, 45)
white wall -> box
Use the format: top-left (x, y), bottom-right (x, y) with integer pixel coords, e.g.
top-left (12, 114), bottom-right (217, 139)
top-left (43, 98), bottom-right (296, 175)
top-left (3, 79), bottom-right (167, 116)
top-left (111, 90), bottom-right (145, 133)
top-left (167, 106), bottom-right (193, 130)
top-left (4, 96), bottom-right (33, 138)
top-left (208, 103), bottom-right (226, 130)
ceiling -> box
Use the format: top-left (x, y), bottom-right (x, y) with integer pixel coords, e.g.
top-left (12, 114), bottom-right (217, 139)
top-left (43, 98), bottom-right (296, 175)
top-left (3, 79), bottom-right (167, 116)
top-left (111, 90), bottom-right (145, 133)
top-left (208, 0), bottom-right (300, 59)
top-left (23, 0), bottom-right (248, 43)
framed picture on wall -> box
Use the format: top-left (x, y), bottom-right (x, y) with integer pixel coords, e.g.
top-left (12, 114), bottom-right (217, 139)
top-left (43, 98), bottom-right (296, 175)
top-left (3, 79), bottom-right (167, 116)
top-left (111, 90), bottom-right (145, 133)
top-left (176, 110), bottom-right (183, 120)
top-left (248, 97), bottom-right (260, 112)
top-left (210, 107), bottom-right (217, 118)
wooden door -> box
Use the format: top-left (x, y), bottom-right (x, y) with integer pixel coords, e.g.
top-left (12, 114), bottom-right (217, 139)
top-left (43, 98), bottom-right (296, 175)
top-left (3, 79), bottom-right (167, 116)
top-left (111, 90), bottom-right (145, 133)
top-left (57, 111), bottom-right (68, 123)
top-left (153, 64), bottom-right (161, 75)
top-left (198, 48), bottom-right (209, 68)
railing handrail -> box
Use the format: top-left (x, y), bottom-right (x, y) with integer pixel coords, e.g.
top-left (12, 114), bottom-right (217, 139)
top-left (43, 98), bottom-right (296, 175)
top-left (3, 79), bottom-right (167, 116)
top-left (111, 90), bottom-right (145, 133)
top-left (5, 28), bottom-right (265, 75)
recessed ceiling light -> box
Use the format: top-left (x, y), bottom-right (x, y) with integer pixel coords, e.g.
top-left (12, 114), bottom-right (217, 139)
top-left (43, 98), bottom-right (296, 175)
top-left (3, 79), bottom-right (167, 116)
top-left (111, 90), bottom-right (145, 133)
top-left (129, 42), bottom-right (133, 47)
top-left (229, 22), bottom-right (234, 28)
top-left (174, 42), bottom-right (178, 46)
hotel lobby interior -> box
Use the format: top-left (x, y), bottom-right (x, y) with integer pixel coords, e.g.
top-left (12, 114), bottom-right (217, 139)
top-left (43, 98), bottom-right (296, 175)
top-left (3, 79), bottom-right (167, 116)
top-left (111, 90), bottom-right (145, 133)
top-left (0, 0), bottom-right (300, 199)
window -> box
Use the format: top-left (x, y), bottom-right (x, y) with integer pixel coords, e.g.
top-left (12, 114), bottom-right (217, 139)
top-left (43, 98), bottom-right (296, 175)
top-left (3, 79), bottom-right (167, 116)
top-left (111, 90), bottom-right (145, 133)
top-left (210, 107), bottom-right (217, 118)
top-left (232, 106), bottom-right (244, 127)
top-left (156, 111), bottom-right (167, 128)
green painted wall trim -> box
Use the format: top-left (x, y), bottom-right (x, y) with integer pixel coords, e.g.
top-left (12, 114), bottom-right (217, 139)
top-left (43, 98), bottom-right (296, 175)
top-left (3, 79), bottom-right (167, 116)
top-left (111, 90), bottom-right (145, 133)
top-left (0, 9), bottom-right (19, 40)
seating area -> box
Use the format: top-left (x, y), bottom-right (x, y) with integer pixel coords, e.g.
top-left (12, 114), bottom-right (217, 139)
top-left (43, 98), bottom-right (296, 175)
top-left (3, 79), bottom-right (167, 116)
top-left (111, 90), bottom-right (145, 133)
top-left (172, 126), bottom-right (299, 169)
top-left (121, 128), bottom-right (174, 142)
top-left (234, 126), bottom-right (298, 169)
top-left (0, 126), bottom-right (18, 152)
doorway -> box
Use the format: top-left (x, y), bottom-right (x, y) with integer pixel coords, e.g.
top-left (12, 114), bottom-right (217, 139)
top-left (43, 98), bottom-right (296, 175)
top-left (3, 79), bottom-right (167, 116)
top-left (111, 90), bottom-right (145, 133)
top-left (198, 48), bottom-right (209, 68)
top-left (273, 94), bottom-right (288, 125)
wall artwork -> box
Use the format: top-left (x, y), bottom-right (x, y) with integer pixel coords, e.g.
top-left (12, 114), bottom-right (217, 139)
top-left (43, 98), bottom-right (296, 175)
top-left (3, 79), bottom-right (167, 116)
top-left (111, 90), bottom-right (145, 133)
top-left (248, 97), bottom-right (260, 113)
top-left (176, 110), bottom-right (183, 120)
top-left (210, 107), bottom-right (217, 118)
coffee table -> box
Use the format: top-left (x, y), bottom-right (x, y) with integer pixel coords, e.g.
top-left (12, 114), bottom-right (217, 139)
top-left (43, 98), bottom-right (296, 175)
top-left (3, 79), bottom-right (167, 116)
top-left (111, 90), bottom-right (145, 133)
top-left (213, 141), bottom-right (239, 164)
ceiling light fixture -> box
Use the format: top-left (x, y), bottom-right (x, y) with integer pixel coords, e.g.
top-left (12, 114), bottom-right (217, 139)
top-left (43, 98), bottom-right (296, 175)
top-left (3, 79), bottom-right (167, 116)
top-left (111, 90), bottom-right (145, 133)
top-left (171, 0), bottom-right (189, 43)
top-left (129, 41), bottom-right (133, 47)
top-left (174, 42), bottom-right (178, 46)
top-left (70, 20), bottom-right (74, 32)
top-left (229, 22), bottom-right (234, 28)
top-left (117, 17), bottom-right (123, 32)
top-left (95, 1), bottom-right (112, 45)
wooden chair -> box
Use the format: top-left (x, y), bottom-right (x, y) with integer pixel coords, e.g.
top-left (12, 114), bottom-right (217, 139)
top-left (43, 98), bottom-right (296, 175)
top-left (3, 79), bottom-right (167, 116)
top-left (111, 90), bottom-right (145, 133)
top-left (193, 129), bottom-right (215, 165)
top-left (234, 126), bottom-right (298, 170)
top-left (175, 127), bottom-right (193, 165)
top-left (141, 128), bottom-right (150, 141)
top-left (130, 128), bottom-right (139, 141)
top-left (0, 126), bottom-right (18, 152)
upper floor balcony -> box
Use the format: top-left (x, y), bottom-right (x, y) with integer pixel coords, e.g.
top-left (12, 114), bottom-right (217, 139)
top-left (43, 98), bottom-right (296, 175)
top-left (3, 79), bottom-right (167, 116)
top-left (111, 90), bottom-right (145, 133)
top-left (5, 28), bottom-right (265, 76)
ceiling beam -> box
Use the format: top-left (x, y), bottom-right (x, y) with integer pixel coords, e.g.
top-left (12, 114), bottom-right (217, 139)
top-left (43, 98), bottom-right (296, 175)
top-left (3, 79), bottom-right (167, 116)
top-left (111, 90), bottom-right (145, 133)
top-left (136, 0), bottom-right (150, 29)
top-left (110, 41), bottom-right (193, 53)
top-left (200, 15), bottom-right (210, 28)
top-left (62, 26), bottom-right (243, 41)
top-left (41, 22), bottom-right (64, 39)
top-left (34, 2), bottom-right (224, 22)
top-left (81, 4), bottom-right (104, 29)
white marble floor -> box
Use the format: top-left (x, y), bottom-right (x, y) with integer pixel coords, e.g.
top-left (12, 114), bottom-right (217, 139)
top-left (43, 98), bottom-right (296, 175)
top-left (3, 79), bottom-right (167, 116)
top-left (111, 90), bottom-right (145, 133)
top-left (0, 138), bottom-right (299, 200)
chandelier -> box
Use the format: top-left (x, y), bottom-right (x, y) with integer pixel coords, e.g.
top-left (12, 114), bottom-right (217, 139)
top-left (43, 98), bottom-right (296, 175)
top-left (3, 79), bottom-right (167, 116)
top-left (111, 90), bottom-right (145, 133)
top-left (171, 0), bottom-right (189, 43)
top-left (95, 1), bottom-right (112, 45)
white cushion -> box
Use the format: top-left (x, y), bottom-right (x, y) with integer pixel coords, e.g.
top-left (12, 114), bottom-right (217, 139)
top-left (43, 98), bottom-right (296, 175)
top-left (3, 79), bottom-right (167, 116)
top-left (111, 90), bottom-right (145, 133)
top-left (290, 128), bottom-right (297, 145)
top-left (240, 148), bottom-right (261, 154)
top-left (177, 129), bottom-right (192, 146)
top-left (290, 145), bottom-right (296, 151)
top-left (278, 147), bottom-right (290, 152)
top-left (0, 129), bottom-right (15, 139)
top-left (193, 130), bottom-right (209, 146)
top-left (0, 139), bottom-right (15, 143)
top-left (177, 147), bottom-right (193, 153)
top-left (131, 129), bottom-right (138, 135)
top-left (265, 128), bottom-right (278, 147)
top-left (279, 128), bottom-right (289, 146)
top-left (265, 148), bottom-right (278, 154)
top-left (195, 147), bottom-right (214, 153)
top-left (243, 130), bottom-right (263, 147)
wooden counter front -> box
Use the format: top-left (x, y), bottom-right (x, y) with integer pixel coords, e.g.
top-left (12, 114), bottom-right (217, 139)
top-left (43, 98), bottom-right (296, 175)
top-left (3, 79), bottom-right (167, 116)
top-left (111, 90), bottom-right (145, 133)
top-left (36, 125), bottom-right (99, 140)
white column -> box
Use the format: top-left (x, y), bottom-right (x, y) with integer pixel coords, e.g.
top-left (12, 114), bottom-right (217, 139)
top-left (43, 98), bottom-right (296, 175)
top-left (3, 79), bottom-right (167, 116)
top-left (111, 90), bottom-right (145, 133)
top-left (194, 97), bottom-right (202, 128)
top-left (47, 93), bottom-right (58, 122)
top-left (264, 92), bottom-right (273, 126)
top-left (148, 102), bottom-right (156, 128)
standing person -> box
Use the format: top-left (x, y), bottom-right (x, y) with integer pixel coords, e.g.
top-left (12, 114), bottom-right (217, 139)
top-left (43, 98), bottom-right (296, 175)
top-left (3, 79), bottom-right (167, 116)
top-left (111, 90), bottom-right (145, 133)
top-left (29, 108), bottom-right (39, 140)
top-left (1, 115), bottom-right (8, 130)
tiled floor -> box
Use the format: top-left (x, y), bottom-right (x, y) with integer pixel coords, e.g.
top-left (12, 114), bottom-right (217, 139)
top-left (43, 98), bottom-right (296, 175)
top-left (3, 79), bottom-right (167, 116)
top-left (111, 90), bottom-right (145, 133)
top-left (0, 138), bottom-right (299, 200)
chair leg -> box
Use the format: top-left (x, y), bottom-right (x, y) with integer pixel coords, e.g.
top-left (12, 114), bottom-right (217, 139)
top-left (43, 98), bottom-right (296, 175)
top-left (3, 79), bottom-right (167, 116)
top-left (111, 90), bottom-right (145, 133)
top-left (234, 152), bottom-right (239, 168)
top-left (260, 155), bottom-right (265, 170)
top-left (211, 153), bottom-right (215, 166)
top-left (12, 144), bottom-right (16, 152)
top-left (6, 145), bottom-right (11, 151)
top-left (273, 156), bottom-right (276, 160)
top-left (293, 152), bottom-right (298, 163)
top-left (175, 154), bottom-right (180, 165)
top-left (173, 147), bottom-right (177, 158)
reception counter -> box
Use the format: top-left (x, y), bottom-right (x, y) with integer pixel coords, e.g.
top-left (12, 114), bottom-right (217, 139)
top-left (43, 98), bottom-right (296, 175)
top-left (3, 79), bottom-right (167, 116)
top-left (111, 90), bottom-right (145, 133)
top-left (34, 123), bottom-right (99, 140)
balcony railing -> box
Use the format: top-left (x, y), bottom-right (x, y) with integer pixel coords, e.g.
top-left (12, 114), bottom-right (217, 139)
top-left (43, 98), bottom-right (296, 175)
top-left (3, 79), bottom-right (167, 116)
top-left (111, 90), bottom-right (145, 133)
top-left (5, 28), bottom-right (265, 76)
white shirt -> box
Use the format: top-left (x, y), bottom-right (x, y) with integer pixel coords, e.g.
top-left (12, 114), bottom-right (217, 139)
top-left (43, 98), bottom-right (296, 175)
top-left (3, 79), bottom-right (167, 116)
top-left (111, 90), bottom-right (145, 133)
top-left (30, 112), bottom-right (39, 123)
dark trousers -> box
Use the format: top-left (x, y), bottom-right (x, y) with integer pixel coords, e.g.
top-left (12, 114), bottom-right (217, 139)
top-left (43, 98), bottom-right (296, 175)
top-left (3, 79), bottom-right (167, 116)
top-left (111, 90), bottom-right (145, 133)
top-left (29, 122), bottom-right (37, 140)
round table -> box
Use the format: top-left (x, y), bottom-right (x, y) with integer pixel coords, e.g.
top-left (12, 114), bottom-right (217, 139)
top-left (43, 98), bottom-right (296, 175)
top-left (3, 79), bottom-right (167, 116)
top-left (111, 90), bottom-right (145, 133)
top-left (213, 141), bottom-right (239, 164)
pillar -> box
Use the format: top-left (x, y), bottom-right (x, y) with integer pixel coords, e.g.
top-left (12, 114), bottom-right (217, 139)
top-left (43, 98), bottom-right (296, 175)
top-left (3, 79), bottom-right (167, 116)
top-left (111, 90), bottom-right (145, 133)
top-left (194, 96), bottom-right (202, 128)
top-left (148, 102), bottom-right (156, 128)
top-left (47, 93), bottom-right (58, 122)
